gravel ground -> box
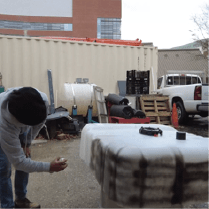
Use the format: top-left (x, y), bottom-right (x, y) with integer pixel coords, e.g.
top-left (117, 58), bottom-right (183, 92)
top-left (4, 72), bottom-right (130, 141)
top-left (177, 116), bottom-right (209, 138)
top-left (11, 138), bottom-right (101, 208)
top-left (10, 122), bottom-right (208, 208)
top-left (177, 116), bottom-right (208, 209)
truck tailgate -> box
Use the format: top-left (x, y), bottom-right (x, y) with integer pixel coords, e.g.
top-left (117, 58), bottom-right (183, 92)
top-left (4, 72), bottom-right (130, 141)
top-left (202, 84), bottom-right (209, 101)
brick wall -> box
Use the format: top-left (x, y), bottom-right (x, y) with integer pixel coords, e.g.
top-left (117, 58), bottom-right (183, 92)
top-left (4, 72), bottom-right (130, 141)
top-left (0, 0), bottom-right (121, 38)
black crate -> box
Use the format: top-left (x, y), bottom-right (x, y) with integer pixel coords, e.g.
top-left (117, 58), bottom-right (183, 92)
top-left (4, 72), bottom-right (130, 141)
top-left (135, 84), bottom-right (149, 94)
top-left (136, 71), bottom-right (150, 79)
top-left (126, 70), bottom-right (136, 78)
top-left (126, 86), bottom-right (135, 91)
top-left (135, 80), bottom-right (149, 85)
top-left (126, 78), bottom-right (136, 84)
top-left (136, 82), bottom-right (149, 87)
top-left (126, 70), bottom-right (150, 95)
top-left (126, 85), bottom-right (133, 90)
top-left (135, 87), bottom-right (149, 94)
top-left (135, 77), bottom-right (149, 82)
top-left (126, 90), bottom-right (135, 94)
top-left (126, 86), bottom-right (135, 94)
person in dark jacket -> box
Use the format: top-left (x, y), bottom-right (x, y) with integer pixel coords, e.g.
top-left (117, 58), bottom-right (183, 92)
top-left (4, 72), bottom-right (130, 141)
top-left (0, 87), bottom-right (68, 208)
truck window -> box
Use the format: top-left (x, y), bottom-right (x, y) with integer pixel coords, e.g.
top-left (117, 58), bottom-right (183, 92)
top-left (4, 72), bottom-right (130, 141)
top-left (186, 76), bottom-right (191, 85)
top-left (192, 77), bottom-right (197, 84)
top-left (167, 77), bottom-right (173, 85)
top-left (157, 77), bottom-right (163, 89)
top-left (173, 76), bottom-right (180, 85)
top-left (180, 76), bottom-right (186, 85)
top-left (165, 75), bottom-right (201, 86)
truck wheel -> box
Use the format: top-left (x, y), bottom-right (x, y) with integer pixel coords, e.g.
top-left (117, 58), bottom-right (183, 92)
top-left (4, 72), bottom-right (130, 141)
top-left (176, 101), bottom-right (187, 124)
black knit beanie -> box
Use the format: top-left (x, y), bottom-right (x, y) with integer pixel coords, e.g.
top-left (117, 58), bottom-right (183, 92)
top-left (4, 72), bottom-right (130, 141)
top-left (8, 87), bottom-right (47, 126)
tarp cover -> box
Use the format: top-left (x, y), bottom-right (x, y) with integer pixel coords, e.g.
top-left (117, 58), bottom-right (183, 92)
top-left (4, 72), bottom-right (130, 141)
top-left (79, 124), bottom-right (208, 208)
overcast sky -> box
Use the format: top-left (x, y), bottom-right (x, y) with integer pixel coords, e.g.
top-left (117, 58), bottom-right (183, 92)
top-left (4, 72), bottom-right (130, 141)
top-left (121, 0), bottom-right (208, 49)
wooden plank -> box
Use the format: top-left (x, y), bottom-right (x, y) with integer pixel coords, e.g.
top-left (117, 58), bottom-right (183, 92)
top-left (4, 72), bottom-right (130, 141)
top-left (158, 112), bottom-right (172, 117)
top-left (161, 121), bottom-right (171, 125)
top-left (157, 102), bottom-right (167, 107)
top-left (140, 97), bottom-right (146, 112)
top-left (142, 94), bottom-right (169, 98)
top-left (149, 116), bottom-right (157, 121)
top-left (146, 112), bottom-right (159, 117)
top-left (144, 107), bottom-right (155, 110)
top-left (154, 100), bottom-right (160, 124)
top-left (142, 102), bottom-right (154, 106)
top-left (141, 96), bottom-right (169, 101)
top-left (145, 111), bottom-right (171, 117)
top-left (157, 107), bottom-right (169, 110)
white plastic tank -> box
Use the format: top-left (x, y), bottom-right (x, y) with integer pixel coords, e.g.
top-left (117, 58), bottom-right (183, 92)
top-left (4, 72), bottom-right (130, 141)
top-left (57, 83), bottom-right (98, 116)
top-left (79, 124), bottom-right (208, 208)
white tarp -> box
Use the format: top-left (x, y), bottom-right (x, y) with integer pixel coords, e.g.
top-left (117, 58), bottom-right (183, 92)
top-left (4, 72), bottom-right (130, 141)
top-left (79, 123), bottom-right (208, 208)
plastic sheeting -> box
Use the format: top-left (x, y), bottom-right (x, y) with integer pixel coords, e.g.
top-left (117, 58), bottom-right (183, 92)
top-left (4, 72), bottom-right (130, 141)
top-left (79, 124), bottom-right (208, 208)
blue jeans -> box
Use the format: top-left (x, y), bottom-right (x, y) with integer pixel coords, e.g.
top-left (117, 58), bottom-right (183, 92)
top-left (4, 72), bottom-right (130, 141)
top-left (0, 135), bottom-right (29, 208)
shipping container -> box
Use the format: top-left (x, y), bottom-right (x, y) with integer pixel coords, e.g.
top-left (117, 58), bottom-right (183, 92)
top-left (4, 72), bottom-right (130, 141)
top-left (0, 35), bottom-right (158, 107)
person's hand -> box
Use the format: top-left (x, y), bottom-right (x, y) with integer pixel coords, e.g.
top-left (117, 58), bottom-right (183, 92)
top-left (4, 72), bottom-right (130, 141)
top-left (50, 157), bottom-right (68, 172)
top-left (22, 146), bottom-right (31, 158)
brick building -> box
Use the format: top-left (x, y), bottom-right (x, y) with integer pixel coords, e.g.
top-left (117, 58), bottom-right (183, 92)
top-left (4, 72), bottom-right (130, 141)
top-left (0, 0), bottom-right (121, 39)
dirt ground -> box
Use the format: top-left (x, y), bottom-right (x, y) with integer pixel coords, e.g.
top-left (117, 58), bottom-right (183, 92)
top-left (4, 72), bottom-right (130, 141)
top-left (177, 116), bottom-right (209, 138)
top-left (11, 138), bottom-right (101, 208)
top-left (10, 118), bottom-right (208, 208)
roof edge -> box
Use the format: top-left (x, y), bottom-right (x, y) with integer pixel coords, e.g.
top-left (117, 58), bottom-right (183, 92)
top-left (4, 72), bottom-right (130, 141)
top-left (159, 48), bottom-right (200, 52)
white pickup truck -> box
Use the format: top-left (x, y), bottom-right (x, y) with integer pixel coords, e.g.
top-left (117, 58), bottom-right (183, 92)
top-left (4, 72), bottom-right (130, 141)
top-left (157, 74), bottom-right (209, 124)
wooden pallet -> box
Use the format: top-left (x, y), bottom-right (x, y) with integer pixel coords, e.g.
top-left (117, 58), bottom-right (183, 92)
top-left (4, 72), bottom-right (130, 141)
top-left (139, 95), bottom-right (172, 125)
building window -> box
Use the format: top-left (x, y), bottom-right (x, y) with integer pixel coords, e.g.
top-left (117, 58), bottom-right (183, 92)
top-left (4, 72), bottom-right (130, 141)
top-left (64, 24), bottom-right (73, 31)
top-left (97, 18), bottom-right (121, 39)
top-left (0, 20), bottom-right (73, 31)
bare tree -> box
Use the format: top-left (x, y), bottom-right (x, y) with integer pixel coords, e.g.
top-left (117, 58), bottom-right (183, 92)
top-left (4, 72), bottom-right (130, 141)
top-left (190, 3), bottom-right (209, 58)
